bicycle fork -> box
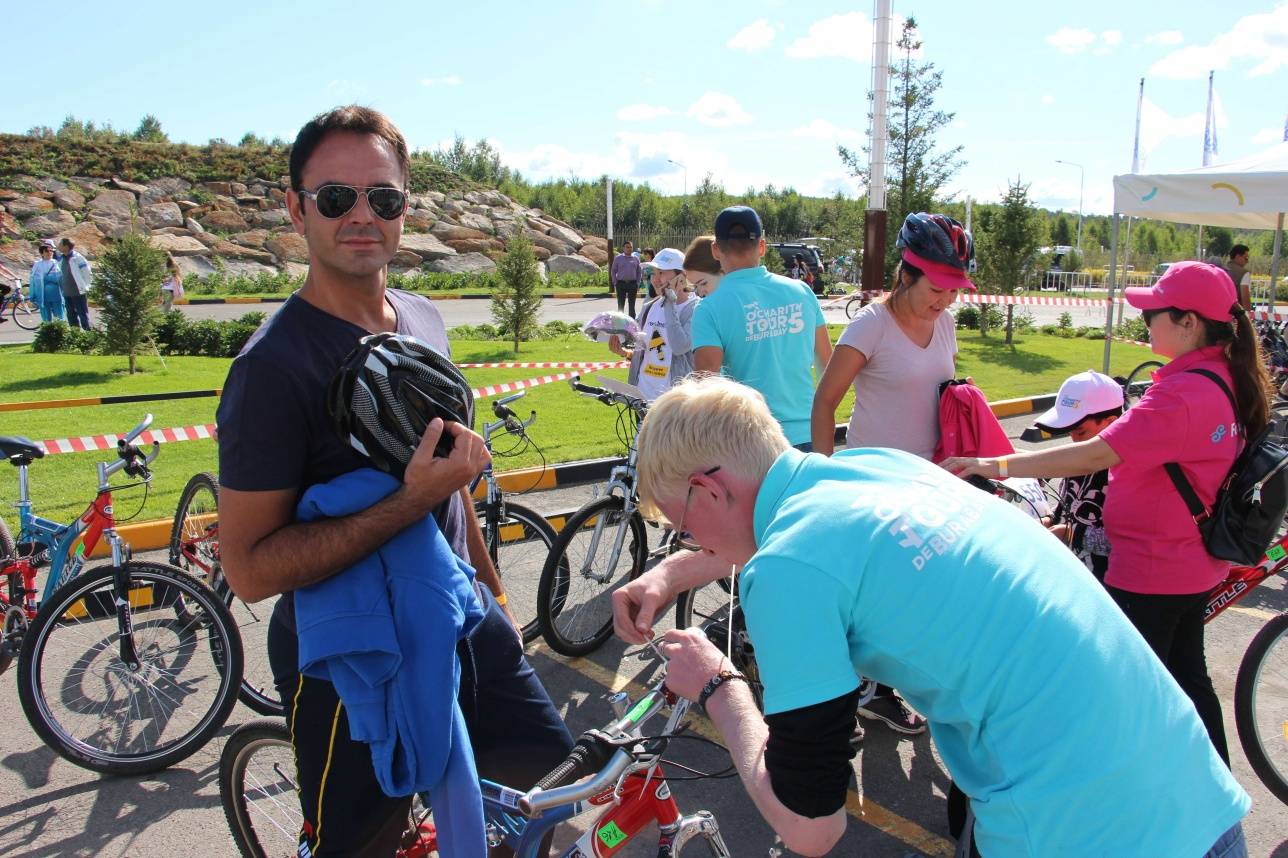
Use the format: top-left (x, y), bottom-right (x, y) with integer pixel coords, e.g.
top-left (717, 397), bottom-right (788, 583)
top-left (659, 812), bottom-right (730, 857)
top-left (107, 531), bottom-right (140, 668)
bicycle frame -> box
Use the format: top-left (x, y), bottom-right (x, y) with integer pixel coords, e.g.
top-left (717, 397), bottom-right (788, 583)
top-left (1204, 529), bottom-right (1288, 623)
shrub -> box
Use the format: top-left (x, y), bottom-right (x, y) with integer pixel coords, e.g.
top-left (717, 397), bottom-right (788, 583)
top-left (220, 312), bottom-right (266, 356)
top-left (1115, 316), bottom-right (1150, 343)
top-left (1014, 309), bottom-right (1037, 333)
top-left (92, 232), bottom-right (166, 373)
top-left (32, 321), bottom-right (70, 353)
top-left (955, 306), bottom-right (979, 329)
top-left (1082, 327), bottom-right (1105, 340)
top-left (1039, 324), bottom-right (1059, 335)
top-left (1058, 311), bottom-right (1073, 329)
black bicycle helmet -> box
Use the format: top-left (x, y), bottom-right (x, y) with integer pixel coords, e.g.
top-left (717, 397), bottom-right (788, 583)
top-left (896, 212), bottom-right (974, 272)
top-left (327, 333), bottom-right (475, 479)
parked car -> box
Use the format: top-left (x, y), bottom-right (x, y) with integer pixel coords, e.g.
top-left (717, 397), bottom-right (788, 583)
top-left (1040, 245), bottom-right (1075, 291)
top-left (770, 242), bottom-right (826, 294)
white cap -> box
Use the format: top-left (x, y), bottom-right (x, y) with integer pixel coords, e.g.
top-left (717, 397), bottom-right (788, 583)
top-left (1034, 370), bottom-right (1124, 431)
top-left (642, 247), bottom-right (685, 271)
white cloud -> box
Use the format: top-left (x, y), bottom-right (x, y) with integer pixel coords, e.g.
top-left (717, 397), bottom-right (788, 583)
top-left (420, 75), bottom-right (462, 87)
top-left (1101, 30), bottom-right (1122, 46)
top-left (1145, 30), bottom-right (1184, 45)
top-left (1150, 5), bottom-right (1288, 79)
top-left (687, 92), bottom-right (753, 127)
top-left (1136, 96), bottom-right (1230, 158)
top-left (617, 104), bottom-right (672, 122)
top-left (791, 119), bottom-right (862, 142)
top-left (728, 19), bottom-right (778, 52)
top-left (1252, 126), bottom-right (1285, 145)
top-left (1045, 27), bottom-right (1097, 54)
top-left (1041, 95), bottom-right (1055, 105)
top-left (785, 12), bottom-right (874, 62)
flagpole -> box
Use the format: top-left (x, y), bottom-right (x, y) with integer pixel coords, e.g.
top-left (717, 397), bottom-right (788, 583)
top-left (1123, 77), bottom-right (1144, 302)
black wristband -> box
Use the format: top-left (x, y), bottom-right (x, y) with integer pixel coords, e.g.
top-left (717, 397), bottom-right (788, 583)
top-left (698, 669), bottom-right (749, 709)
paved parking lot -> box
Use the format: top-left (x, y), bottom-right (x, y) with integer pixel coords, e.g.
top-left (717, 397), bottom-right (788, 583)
top-left (1, 415), bottom-right (1285, 856)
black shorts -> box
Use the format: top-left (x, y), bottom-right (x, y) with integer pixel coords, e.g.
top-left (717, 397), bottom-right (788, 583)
top-left (278, 586), bottom-right (573, 857)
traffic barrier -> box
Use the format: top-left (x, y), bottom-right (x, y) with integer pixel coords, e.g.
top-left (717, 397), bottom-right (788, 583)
top-left (954, 292), bottom-right (1124, 308)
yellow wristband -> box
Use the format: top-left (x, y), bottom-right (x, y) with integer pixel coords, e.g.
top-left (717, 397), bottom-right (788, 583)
top-left (997, 457), bottom-right (1009, 479)
top-left (494, 592), bottom-right (508, 607)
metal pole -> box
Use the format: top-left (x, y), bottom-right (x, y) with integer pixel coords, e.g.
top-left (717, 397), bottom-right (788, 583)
top-left (1271, 213), bottom-right (1284, 315)
top-left (1102, 213), bottom-right (1120, 374)
top-left (606, 179), bottom-right (614, 277)
top-left (863, 0), bottom-right (892, 294)
top-left (1055, 160), bottom-right (1084, 253)
top-left (965, 196), bottom-right (972, 234)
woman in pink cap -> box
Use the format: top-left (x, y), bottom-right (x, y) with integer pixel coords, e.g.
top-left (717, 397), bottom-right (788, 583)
top-left (809, 213), bottom-right (976, 738)
top-left (944, 261), bottom-right (1273, 766)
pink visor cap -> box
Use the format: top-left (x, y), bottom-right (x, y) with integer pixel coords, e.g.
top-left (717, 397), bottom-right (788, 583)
top-left (901, 248), bottom-right (976, 292)
top-left (1124, 260), bottom-right (1237, 322)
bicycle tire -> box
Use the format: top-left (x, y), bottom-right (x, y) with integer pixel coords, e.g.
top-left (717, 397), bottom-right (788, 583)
top-left (1122, 360), bottom-right (1163, 409)
top-left (16, 560), bottom-right (243, 775)
top-left (1234, 612), bottom-right (1288, 805)
top-left (674, 573), bottom-right (763, 709)
top-left (845, 294), bottom-right (864, 320)
top-left (474, 499), bottom-right (555, 645)
top-left (1268, 401), bottom-right (1288, 451)
top-left (170, 472), bottom-right (283, 716)
top-left (11, 297), bottom-right (40, 330)
top-left (220, 718), bottom-right (301, 858)
top-left (537, 496), bottom-right (646, 656)
top-left (0, 513), bottom-right (13, 558)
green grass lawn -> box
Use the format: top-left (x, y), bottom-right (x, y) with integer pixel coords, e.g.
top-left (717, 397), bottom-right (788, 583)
top-left (0, 332), bottom-right (1158, 530)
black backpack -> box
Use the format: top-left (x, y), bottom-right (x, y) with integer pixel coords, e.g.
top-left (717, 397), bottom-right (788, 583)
top-left (1164, 369), bottom-right (1288, 565)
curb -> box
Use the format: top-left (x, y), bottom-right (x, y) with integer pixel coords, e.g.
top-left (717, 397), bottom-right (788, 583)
top-left (112, 394), bottom-right (1060, 555)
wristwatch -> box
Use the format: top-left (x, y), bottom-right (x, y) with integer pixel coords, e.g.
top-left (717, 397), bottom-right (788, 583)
top-left (698, 669), bottom-right (749, 709)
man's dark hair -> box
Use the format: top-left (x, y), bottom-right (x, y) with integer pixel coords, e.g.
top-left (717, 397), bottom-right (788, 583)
top-left (1230, 244), bottom-right (1250, 259)
top-left (288, 105), bottom-right (410, 192)
top-left (60, 238), bottom-right (74, 250)
top-left (715, 236), bottom-right (760, 255)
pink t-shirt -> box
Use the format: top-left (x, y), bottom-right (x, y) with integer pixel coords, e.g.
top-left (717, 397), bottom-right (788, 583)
top-left (1098, 345), bottom-right (1241, 594)
top-left (836, 303), bottom-right (957, 460)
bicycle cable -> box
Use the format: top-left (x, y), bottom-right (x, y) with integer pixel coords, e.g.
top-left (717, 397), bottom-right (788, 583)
top-left (96, 478), bottom-right (151, 523)
top-left (630, 732), bottom-right (737, 780)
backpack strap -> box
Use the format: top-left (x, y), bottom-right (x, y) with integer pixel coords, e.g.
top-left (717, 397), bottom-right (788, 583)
top-left (1163, 368), bottom-right (1238, 525)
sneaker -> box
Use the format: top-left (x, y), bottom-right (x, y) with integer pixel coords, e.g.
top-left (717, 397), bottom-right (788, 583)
top-left (858, 694), bottom-right (927, 735)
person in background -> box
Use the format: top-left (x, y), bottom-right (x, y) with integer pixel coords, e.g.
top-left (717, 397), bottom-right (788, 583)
top-left (610, 240), bottom-right (642, 317)
top-left (691, 205), bottom-right (830, 452)
top-left (639, 247), bottom-right (656, 298)
top-left (682, 235), bottom-right (722, 297)
top-left (29, 240), bottom-right (64, 323)
top-left (609, 247), bottom-right (698, 400)
top-left (161, 255), bottom-right (185, 312)
top-left (0, 258), bottom-right (19, 323)
top-left (944, 261), bottom-right (1273, 767)
top-left (57, 237), bottom-right (93, 330)
top-left (1224, 245), bottom-right (1252, 312)
top-left (1032, 370), bottom-right (1124, 582)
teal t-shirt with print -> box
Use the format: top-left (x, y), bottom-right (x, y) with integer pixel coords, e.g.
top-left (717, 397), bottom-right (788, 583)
top-left (741, 447), bottom-right (1249, 857)
top-left (690, 266), bottom-right (824, 445)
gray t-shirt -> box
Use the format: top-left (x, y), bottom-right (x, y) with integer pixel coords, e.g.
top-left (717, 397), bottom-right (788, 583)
top-left (836, 302), bottom-right (957, 460)
top-left (59, 255), bottom-right (77, 297)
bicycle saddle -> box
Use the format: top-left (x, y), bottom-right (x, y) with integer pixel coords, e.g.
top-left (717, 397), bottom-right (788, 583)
top-left (0, 436), bottom-right (46, 463)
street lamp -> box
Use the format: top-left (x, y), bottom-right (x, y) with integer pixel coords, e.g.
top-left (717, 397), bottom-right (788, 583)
top-left (1054, 159), bottom-right (1084, 253)
top-left (667, 159), bottom-right (687, 197)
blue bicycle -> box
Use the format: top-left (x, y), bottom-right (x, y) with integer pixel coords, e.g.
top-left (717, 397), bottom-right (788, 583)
top-left (0, 278), bottom-right (40, 329)
top-left (2, 415), bottom-right (243, 774)
top-left (219, 672), bottom-right (733, 856)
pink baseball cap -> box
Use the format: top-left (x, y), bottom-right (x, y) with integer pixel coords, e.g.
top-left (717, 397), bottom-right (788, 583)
top-left (901, 248), bottom-right (976, 292)
top-left (1124, 260), bottom-right (1237, 322)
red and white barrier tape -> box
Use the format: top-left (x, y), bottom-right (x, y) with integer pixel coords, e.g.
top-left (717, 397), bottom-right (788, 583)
top-left (39, 366), bottom-right (631, 455)
top-left (1111, 336), bottom-right (1152, 349)
top-left (457, 361), bottom-right (630, 369)
top-left (1253, 310), bottom-right (1288, 322)
top-left (953, 293), bottom-right (1124, 308)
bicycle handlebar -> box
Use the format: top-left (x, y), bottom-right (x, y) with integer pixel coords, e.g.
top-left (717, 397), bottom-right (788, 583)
top-left (566, 375), bottom-right (647, 413)
top-left (101, 415), bottom-right (159, 481)
top-left (484, 390), bottom-right (537, 441)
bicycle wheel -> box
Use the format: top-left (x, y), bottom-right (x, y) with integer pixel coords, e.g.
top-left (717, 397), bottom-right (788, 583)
top-left (170, 472), bottom-right (283, 716)
top-left (1234, 612), bottom-right (1288, 804)
top-left (0, 512), bottom-right (13, 558)
top-left (1122, 360), bottom-right (1163, 409)
top-left (845, 294), bottom-right (864, 320)
top-left (475, 499), bottom-right (555, 645)
top-left (1268, 401), bottom-right (1288, 450)
top-left (537, 496), bottom-right (646, 656)
top-left (675, 573), bottom-right (763, 709)
top-left (11, 296), bottom-right (40, 330)
top-left (16, 560), bottom-right (242, 775)
top-left (220, 718), bottom-right (301, 858)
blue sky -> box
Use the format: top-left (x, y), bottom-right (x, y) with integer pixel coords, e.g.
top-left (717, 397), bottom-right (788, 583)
top-left (4, 1), bottom-right (1285, 215)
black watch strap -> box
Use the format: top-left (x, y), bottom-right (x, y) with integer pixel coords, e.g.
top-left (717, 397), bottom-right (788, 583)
top-left (698, 669), bottom-right (749, 709)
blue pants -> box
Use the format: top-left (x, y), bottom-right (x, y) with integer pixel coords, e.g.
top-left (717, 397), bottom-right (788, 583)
top-left (64, 293), bottom-right (91, 330)
top-left (272, 585), bottom-right (572, 857)
top-left (38, 283), bottom-right (64, 322)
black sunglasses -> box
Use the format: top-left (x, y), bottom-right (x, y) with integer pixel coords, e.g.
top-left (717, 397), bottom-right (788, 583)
top-left (1141, 307), bottom-right (1180, 326)
top-left (299, 184), bottom-right (407, 220)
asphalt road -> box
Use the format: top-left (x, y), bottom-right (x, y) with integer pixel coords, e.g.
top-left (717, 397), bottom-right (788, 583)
top-left (0, 291), bottom-right (1135, 347)
top-left (1, 414), bottom-right (1285, 857)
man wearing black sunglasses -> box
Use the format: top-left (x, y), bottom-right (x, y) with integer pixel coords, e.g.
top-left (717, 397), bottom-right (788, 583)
top-left (216, 106), bottom-right (572, 857)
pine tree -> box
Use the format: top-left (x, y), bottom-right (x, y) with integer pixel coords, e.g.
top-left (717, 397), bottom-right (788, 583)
top-left (838, 17), bottom-right (965, 272)
top-left (975, 180), bottom-right (1047, 345)
top-left (492, 234), bottom-right (543, 353)
top-left (93, 233), bottom-right (165, 373)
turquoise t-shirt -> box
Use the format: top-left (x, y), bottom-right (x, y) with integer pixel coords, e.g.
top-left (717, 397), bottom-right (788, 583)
top-left (741, 448), bottom-right (1249, 857)
top-left (690, 266), bottom-right (824, 445)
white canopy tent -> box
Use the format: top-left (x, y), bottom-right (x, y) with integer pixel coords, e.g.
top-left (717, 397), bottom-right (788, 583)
top-left (1098, 142), bottom-right (1288, 371)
